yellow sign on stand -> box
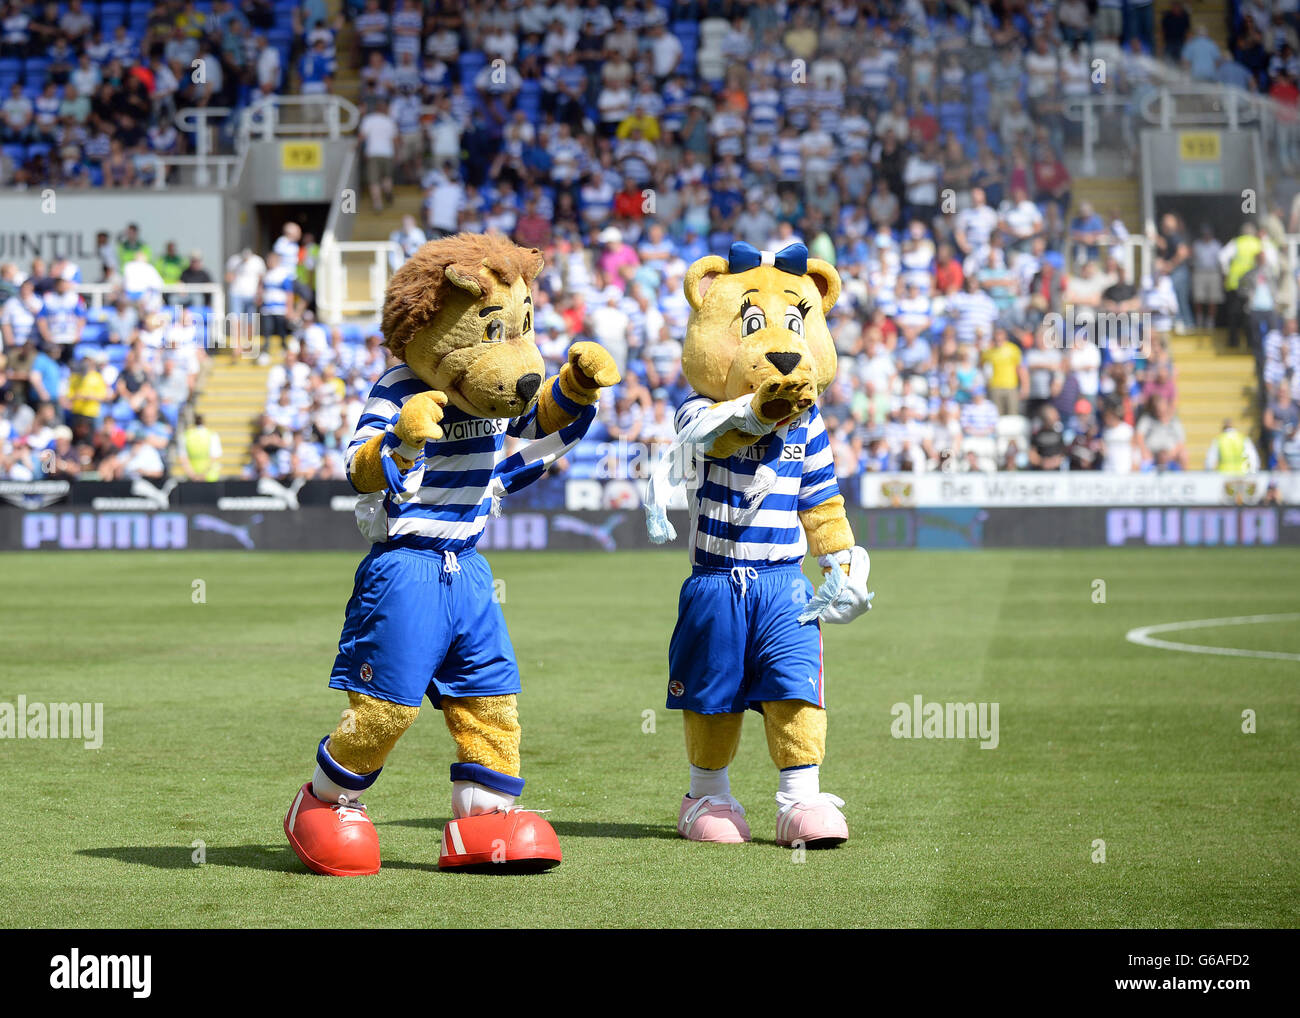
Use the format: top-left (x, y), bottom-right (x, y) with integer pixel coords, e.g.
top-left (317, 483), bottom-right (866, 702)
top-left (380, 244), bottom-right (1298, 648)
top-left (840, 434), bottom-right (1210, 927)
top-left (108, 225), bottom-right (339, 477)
top-left (281, 142), bottom-right (323, 171)
top-left (1178, 132), bottom-right (1221, 162)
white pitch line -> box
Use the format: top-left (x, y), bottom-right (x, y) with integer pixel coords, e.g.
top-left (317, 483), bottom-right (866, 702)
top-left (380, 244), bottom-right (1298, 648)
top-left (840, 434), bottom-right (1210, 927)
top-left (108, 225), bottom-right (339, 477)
top-left (1125, 613), bottom-right (1300, 662)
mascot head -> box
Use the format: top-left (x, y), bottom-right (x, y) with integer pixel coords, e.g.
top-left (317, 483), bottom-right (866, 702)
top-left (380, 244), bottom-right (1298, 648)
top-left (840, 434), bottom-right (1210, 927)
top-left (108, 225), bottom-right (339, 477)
top-left (681, 242), bottom-right (841, 421)
top-left (381, 232), bottom-right (547, 419)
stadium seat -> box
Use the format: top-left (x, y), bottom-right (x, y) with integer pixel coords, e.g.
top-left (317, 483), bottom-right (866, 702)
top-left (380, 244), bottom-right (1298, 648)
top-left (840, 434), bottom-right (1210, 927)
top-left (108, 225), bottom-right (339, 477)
top-left (99, 4), bottom-right (127, 31)
top-left (964, 435), bottom-right (998, 472)
top-left (995, 415), bottom-right (1031, 458)
top-left (23, 58), bottom-right (49, 83)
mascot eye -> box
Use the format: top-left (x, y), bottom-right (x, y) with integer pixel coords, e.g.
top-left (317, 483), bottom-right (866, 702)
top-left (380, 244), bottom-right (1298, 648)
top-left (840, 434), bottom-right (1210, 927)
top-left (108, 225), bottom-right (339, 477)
top-left (741, 303), bottom-right (767, 336)
top-left (485, 319), bottom-right (504, 343)
top-left (784, 309), bottom-right (804, 335)
top-left (522, 311), bottom-right (532, 333)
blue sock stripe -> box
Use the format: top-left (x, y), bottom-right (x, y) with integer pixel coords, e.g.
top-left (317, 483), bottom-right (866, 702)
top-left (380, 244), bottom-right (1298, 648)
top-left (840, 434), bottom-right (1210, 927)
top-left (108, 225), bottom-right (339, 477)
top-left (449, 761), bottom-right (525, 797)
top-left (779, 764), bottom-right (817, 772)
top-left (316, 735), bottom-right (382, 791)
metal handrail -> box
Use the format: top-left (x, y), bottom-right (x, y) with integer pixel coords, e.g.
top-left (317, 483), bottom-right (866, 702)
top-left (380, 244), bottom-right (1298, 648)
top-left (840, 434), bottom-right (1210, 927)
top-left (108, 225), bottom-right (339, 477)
top-left (237, 94), bottom-right (360, 142)
top-left (75, 282), bottom-right (227, 332)
top-left (316, 240), bottom-right (398, 324)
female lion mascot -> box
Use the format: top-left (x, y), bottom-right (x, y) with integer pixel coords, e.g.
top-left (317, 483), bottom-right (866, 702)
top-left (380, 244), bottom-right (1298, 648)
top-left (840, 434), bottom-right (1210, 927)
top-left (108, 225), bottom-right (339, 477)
top-left (645, 241), bottom-right (874, 848)
top-left (284, 232), bottom-right (619, 875)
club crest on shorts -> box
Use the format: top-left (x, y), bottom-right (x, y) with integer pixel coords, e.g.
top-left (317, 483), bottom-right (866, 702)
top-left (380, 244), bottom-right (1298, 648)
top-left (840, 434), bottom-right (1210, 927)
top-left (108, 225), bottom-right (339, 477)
top-left (668, 679), bottom-right (685, 697)
top-left (359, 662), bottom-right (374, 683)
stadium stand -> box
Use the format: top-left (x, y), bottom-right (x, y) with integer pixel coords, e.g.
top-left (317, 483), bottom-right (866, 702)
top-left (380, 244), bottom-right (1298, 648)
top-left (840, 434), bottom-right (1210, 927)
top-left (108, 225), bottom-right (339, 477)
top-left (1, 0), bottom-right (1294, 484)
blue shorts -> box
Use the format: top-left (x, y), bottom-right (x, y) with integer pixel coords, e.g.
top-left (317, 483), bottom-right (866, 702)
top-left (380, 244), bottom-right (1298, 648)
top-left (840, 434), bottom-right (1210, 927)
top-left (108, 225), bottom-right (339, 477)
top-left (667, 562), bottom-right (824, 715)
top-left (329, 545), bottom-right (520, 708)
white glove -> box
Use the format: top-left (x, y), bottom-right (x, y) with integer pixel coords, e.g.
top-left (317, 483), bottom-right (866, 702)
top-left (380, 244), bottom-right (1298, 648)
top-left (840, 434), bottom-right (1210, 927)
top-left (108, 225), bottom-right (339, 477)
top-left (816, 546), bottom-right (873, 625)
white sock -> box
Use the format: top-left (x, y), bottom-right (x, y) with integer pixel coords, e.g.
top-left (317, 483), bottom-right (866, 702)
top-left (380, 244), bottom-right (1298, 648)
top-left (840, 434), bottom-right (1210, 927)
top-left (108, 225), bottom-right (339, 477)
top-left (311, 764), bottom-right (363, 805)
top-left (778, 765), bottom-right (820, 801)
top-left (689, 765), bottom-right (731, 799)
top-left (452, 781), bottom-right (516, 819)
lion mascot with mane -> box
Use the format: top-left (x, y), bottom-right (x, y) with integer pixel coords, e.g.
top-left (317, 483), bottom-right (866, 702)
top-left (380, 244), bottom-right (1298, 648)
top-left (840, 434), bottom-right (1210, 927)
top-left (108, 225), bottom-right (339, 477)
top-left (285, 232), bottom-right (619, 875)
top-left (645, 241), bottom-right (875, 847)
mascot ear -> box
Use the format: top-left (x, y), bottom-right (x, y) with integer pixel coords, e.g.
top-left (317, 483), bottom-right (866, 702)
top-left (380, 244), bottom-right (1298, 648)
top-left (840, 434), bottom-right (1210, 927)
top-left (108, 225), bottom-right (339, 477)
top-left (805, 259), bottom-right (842, 315)
top-left (684, 255), bottom-right (729, 311)
top-left (445, 264), bottom-right (484, 297)
top-left (522, 248), bottom-right (544, 282)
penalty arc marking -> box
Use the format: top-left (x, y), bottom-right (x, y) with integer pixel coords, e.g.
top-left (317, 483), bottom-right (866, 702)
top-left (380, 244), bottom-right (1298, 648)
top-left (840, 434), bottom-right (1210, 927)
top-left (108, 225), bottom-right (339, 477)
top-left (1125, 613), bottom-right (1300, 662)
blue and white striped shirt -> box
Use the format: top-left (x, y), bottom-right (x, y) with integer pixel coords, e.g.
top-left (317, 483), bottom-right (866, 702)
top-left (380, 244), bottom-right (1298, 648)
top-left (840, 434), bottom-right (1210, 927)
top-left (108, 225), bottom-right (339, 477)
top-left (347, 365), bottom-right (589, 551)
top-left (675, 394), bottom-right (840, 570)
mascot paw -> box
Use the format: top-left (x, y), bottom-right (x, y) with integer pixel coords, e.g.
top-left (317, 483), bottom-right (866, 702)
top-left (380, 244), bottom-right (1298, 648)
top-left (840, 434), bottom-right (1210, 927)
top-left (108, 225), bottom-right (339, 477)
top-left (394, 390), bottom-right (448, 454)
top-left (566, 341), bottom-right (622, 391)
top-left (284, 783), bottom-right (381, 876)
top-left (817, 546), bottom-right (873, 625)
top-left (438, 808), bottom-right (562, 873)
top-left (774, 792), bottom-right (848, 849)
top-left (753, 376), bottom-right (816, 425)
top-left (677, 794), bottom-right (752, 843)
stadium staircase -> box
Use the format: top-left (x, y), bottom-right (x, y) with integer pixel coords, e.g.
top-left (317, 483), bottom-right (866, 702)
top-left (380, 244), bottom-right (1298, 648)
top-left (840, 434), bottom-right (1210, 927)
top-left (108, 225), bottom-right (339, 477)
top-left (1070, 166), bottom-right (1257, 462)
top-left (193, 356), bottom-right (271, 478)
top-left (1153, 0), bottom-right (1230, 52)
top-left (1167, 332), bottom-right (1258, 461)
top-left (195, 5), bottom-right (375, 476)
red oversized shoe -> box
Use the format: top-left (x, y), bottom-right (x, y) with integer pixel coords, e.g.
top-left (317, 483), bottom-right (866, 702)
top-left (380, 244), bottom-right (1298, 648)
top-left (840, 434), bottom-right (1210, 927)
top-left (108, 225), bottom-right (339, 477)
top-left (438, 808), bottom-right (562, 873)
top-left (284, 782), bottom-right (381, 876)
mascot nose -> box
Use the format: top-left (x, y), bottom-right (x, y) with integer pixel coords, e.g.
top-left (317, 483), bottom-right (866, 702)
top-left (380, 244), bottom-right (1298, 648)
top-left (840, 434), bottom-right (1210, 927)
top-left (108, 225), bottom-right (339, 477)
top-left (765, 352), bottom-right (802, 376)
top-left (515, 373), bottom-right (542, 404)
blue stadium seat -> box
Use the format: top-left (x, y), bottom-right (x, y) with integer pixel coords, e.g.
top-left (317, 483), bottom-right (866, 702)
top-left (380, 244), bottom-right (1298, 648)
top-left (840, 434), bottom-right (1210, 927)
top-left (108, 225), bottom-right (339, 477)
top-left (23, 58), bottom-right (49, 82)
top-left (1, 143), bottom-right (23, 164)
top-left (459, 52), bottom-right (487, 83)
top-left (939, 101), bottom-right (966, 134)
top-left (99, 8), bottom-right (126, 32)
top-left (81, 322), bottom-right (106, 343)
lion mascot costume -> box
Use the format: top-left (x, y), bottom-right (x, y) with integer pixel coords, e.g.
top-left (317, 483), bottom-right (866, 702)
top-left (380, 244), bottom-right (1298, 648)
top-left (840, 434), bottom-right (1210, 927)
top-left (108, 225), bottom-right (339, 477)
top-left (285, 232), bottom-right (619, 875)
top-left (644, 241), bottom-right (874, 847)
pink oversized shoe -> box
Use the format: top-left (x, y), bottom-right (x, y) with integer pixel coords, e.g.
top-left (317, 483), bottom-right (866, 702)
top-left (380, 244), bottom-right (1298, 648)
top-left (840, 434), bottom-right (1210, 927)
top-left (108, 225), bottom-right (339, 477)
top-left (774, 793), bottom-right (849, 848)
top-left (677, 794), bottom-right (751, 843)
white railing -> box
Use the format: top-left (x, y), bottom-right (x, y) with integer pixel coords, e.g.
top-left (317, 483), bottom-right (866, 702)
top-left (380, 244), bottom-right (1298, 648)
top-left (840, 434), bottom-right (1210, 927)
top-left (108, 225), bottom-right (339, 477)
top-left (1062, 93), bottom-right (1139, 176)
top-left (237, 93), bottom-right (359, 142)
top-left (146, 153), bottom-right (242, 190)
top-left (75, 282), bottom-right (226, 328)
top-left (1139, 84), bottom-right (1264, 130)
top-left (316, 240), bottom-right (396, 324)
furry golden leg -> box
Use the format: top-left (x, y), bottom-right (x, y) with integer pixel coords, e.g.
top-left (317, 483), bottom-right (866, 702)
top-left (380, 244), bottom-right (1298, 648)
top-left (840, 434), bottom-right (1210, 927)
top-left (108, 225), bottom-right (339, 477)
top-left (443, 694), bottom-right (522, 776)
top-left (326, 691), bottom-right (420, 775)
top-left (683, 710), bottom-right (745, 770)
top-left (762, 699), bottom-right (826, 769)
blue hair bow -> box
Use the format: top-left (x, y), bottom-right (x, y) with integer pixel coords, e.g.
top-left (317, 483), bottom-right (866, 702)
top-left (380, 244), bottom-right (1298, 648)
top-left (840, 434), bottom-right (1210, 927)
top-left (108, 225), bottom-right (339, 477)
top-left (727, 241), bottom-right (808, 276)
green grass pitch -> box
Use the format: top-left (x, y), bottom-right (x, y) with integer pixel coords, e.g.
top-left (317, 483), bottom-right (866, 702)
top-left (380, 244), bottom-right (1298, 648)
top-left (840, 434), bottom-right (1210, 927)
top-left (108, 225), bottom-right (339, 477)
top-left (1, 548), bottom-right (1297, 928)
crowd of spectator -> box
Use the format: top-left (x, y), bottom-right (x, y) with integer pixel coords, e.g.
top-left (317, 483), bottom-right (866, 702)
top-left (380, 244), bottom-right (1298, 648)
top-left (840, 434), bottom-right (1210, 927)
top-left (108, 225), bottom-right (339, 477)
top-left (265, 0), bottom-right (1230, 482)
top-left (0, 225), bottom-right (215, 480)
top-left (6, 2), bottom-right (1296, 483)
top-left (0, 0), bottom-right (337, 188)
